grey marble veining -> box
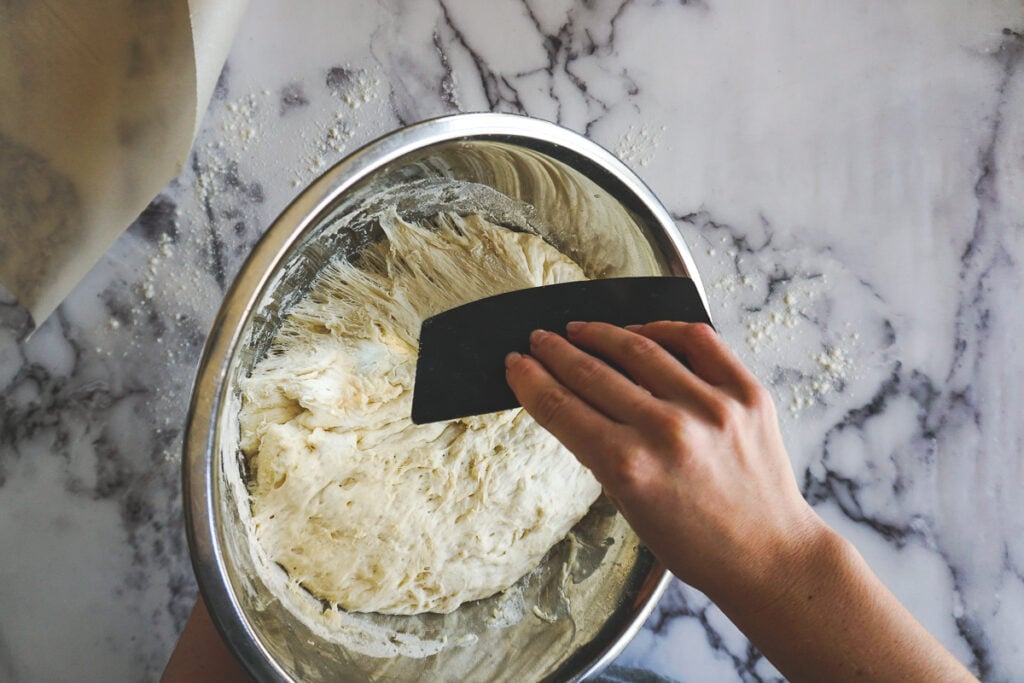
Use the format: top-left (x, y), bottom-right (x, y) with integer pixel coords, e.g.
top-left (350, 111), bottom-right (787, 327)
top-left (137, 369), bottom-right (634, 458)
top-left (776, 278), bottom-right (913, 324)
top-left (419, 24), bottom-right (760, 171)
top-left (1, 1), bottom-right (1023, 681)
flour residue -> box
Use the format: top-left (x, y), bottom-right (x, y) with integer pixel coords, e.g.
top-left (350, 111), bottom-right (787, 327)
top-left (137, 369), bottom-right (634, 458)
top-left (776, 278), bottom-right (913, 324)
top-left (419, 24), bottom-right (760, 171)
top-left (615, 123), bottom-right (665, 168)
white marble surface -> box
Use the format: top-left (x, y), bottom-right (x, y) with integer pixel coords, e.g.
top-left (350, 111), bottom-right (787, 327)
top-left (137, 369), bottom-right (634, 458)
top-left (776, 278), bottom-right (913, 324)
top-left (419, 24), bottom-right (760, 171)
top-left (1, 1), bottom-right (1023, 680)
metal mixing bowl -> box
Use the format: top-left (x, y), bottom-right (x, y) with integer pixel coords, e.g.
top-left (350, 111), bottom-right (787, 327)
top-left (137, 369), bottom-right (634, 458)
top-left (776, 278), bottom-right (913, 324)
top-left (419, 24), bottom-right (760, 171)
top-left (184, 113), bottom-right (708, 682)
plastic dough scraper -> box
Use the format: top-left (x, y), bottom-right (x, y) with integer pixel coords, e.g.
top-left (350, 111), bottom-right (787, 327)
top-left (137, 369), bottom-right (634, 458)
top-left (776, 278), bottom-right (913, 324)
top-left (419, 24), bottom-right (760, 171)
top-left (411, 276), bottom-right (711, 424)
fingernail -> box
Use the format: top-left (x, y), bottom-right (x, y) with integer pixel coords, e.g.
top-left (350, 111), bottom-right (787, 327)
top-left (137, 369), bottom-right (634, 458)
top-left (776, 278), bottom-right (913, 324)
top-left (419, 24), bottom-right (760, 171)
top-left (625, 324), bottom-right (642, 331)
top-left (565, 321), bottom-right (585, 334)
top-left (505, 351), bottom-right (522, 369)
top-left (530, 329), bottom-right (550, 345)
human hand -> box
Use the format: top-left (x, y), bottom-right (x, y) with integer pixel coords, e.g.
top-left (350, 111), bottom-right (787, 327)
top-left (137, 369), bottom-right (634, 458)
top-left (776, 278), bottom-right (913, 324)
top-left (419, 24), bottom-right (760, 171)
top-left (162, 322), bottom-right (971, 683)
top-left (503, 321), bottom-right (826, 607)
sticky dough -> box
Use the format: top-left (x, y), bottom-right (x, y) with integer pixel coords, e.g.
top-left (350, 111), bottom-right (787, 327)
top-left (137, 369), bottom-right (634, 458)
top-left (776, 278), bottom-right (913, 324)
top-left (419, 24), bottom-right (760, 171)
top-left (239, 210), bottom-right (602, 615)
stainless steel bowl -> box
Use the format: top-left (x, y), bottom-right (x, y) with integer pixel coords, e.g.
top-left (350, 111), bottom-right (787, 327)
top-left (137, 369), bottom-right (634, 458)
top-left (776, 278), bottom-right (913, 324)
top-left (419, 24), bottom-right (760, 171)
top-left (184, 113), bottom-right (708, 682)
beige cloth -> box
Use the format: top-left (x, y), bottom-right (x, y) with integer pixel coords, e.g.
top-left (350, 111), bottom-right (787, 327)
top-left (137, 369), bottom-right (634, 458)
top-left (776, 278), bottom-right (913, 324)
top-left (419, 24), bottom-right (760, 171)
top-left (0, 0), bottom-right (248, 332)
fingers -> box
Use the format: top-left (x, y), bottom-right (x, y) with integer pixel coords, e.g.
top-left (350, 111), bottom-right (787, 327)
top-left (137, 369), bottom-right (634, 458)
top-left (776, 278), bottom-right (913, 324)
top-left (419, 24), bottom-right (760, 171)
top-left (627, 321), bottom-right (765, 403)
top-left (526, 329), bottom-right (662, 424)
top-left (564, 321), bottom-right (714, 405)
top-left (504, 351), bottom-right (621, 477)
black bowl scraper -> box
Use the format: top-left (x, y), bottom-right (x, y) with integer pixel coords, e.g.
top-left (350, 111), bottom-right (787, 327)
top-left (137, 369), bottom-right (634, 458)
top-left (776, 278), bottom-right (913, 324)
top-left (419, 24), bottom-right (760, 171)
top-left (411, 276), bottom-right (711, 424)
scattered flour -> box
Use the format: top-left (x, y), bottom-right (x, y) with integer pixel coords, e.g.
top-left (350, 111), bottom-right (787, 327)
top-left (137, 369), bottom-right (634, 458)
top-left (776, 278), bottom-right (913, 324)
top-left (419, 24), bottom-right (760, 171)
top-left (340, 71), bottom-right (380, 109)
top-left (291, 69), bottom-right (380, 187)
top-left (704, 263), bottom-right (862, 417)
top-left (292, 116), bottom-right (358, 186)
top-left (615, 124), bottom-right (665, 168)
top-left (106, 67), bottom-right (386, 466)
top-left (141, 233), bottom-right (176, 301)
top-left (788, 343), bottom-right (857, 415)
top-left (220, 91), bottom-right (272, 152)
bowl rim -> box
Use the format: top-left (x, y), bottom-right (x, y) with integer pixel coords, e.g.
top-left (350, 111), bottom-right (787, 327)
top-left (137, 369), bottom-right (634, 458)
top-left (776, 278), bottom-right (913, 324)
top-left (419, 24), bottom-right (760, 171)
top-left (183, 112), bottom-right (706, 682)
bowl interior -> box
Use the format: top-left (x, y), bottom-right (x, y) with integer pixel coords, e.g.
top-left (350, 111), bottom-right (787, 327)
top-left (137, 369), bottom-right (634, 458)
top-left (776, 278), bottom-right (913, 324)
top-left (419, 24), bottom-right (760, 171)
top-left (210, 137), bottom-right (680, 682)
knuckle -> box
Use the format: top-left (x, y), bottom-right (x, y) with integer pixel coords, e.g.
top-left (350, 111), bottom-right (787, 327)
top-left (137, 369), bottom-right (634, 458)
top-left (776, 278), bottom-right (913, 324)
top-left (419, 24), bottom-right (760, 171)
top-left (532, 386), bottom-right (572, 427)
top-left (627, 393), bottom-right (656, 419)
top-left (655, 411), bottom-right (688, 448)
top-left (682, 321), bottom-right (718, 348)
top-left (689, 321), bottom-right (717, 340)
top-left (650, 406), bottom-right (685, 434)
top-left (610, 447), bottom-right (651, 491)
top-left (624, 333), bottom-right (660, 359)
top-left (741, 381), bottom-right (776, 414)
top-left (649, 409), bottom-right (690, 451)
top-left (570, 355), bottom-right (606, 386)
top-left (706, 397), bottom-right (742, 431)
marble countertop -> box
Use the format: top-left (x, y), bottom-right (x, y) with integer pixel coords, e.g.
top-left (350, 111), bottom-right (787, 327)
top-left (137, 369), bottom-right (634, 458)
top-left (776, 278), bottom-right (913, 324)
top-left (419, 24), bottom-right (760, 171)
top-left (2, 1), bottom-right (1023, 681)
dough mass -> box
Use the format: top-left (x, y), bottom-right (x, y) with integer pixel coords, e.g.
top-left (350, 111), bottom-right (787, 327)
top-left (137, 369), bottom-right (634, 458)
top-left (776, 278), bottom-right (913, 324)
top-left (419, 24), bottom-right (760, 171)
top-left (239, 210), bottom-right (602, 615)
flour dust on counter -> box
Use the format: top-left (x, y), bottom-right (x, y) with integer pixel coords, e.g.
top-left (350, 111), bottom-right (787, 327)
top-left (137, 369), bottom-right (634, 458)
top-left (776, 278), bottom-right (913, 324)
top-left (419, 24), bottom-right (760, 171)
top-left (239, 209), bottom-right (601, 615)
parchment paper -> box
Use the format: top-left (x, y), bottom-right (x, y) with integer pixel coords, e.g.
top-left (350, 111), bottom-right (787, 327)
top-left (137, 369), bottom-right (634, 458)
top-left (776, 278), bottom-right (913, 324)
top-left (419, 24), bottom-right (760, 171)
top-left (0, 0), bottom-right (249, 336)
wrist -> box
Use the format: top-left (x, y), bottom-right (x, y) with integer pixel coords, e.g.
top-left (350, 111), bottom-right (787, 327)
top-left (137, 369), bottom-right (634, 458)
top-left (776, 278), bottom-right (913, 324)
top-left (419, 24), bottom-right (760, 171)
top-left (701, 510), bottom-right (975, 682)
top-left (706, 506), bottom-right (847, 619)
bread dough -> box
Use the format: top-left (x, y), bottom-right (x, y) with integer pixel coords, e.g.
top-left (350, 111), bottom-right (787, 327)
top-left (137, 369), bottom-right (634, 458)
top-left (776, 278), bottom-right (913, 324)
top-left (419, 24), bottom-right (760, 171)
top-left (239, 209), bottom-right (602, 615)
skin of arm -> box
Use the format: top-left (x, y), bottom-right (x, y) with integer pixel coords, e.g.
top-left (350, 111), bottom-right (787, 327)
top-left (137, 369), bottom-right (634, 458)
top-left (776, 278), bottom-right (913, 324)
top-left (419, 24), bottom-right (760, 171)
top-left (161, 597), bottom-right (251, 683)
top-left (504, 321), bottom-right (976, 683)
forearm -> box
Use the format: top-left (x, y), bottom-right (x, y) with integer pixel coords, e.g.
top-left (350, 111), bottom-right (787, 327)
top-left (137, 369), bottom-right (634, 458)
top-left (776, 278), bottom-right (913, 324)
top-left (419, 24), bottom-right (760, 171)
top-left (161, 597), bottom-right (251, 683)
top-left (506, 322), bottom-right (973, 682)
top-left (708, 525), bottom-right (975, 683)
